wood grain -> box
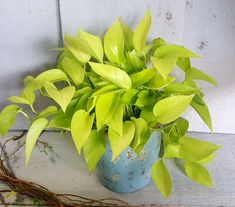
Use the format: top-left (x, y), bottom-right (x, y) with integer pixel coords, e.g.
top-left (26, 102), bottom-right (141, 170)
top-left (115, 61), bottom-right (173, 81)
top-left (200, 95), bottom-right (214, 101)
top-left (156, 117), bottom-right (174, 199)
top-left (0, 131), bottom-right (234, 206)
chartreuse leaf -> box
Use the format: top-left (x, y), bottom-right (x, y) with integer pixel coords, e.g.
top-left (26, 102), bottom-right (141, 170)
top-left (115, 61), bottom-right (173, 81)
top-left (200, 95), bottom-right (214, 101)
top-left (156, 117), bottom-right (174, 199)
top-left (23, 76), bottom-right (34, 86)
top-left (130, 68), bottom-right (155, 88)
top-left (164, 143), bottom-right (180, 159)
top-left (131, 117), bottom-right (150, 154)
top-left (176, 57), bottom-right (191, 72)
top-left (37, 106), bottom-right (57, 118)
top-left (26, 118), bottom-right (48, 166)
top-left (151, 159), bottom-right (172, 198)
top-left (7, 96), bottom-right (29, 105)
top-left (133, 8), bottom-right (151, 51)
top-left (96, 92), bottom-right (120, 131)
top-left (144, 73), bottom-right (175, 89)
top-left (92, 84), bottom-right (119, 97)
top-left (186, 67), bottom-right (217, 86)
top-left (191, 94), bottom-right (213, 132)
top-left (44, 82), bottom-right (75, 113)
top-left (135, 90), bottom-right (155, 108)
top-left (107, 102), bottom-right (123, 136)
top-left (163, 118), bottom-right (189, 145)
top-left (71, 110), bottom-right (94, 153)
top-left (165, 82), bottom-right (199, 95)
top-left (151, 56), bottom-right (177, 80)
top-left (108, 121), bottom-right (135, 161)
top-left (154, 45), bottom-right (199, 58)
top-left (152, 37), bottom-right (166, 50)
top-left (47, 99), bottom-right (78, 130)
top-left (64, 35), bottom-right (90, 63)
top-left (197, 153), bottom-right (215, 165)
top-left (83, 130), bottom-right (106, 172)
top-left (153, 95), bottom-right (194, 124)
top-left (89, 62), bottom-right (132, 89)
top-left (185, 162), bottom-right (213, 187)
top-left (140, 106), bottom-right (158, 127)
top-left (7, 88), bottom-right (35, 107)
top-left (0, 105), bottom-right (21, 136)
top-left (126, 50), bottom-right (145, 72)
top-left (75, 92), bottom-right (92, 111)
top-left (179, 136), bottom-right (220, 162)
top-left (122, 89), bottom-right (138, 105)
top-left (61, 57), bottom-right (84, 85)
top-left (120, 19), bottom-right (133, 51)
top-left (77, 30), bottom-right (103, 63)
top-left (25, 69), bottom-right (68, 90)
top-left (104, 19), bottom-right (125, 64)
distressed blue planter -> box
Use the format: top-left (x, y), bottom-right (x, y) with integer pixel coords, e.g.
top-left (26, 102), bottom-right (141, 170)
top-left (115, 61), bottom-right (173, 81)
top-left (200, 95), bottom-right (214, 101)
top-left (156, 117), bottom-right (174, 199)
top-left (96, 130), bottom-right (162, 193)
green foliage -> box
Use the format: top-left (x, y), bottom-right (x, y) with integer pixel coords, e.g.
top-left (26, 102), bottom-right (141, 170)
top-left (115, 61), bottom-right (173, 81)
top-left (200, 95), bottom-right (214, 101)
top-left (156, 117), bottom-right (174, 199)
top-left (151, 159), bottom-right (172, 198)
top-left (0, 9), bottom-right (219, 197)
top-left (26, 118), bottom-right (48, 165)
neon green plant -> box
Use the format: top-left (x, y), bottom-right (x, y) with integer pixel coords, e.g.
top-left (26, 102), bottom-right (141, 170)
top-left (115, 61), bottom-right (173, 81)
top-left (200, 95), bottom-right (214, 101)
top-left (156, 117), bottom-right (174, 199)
top-left (0, 9), bottom-right (220, 197)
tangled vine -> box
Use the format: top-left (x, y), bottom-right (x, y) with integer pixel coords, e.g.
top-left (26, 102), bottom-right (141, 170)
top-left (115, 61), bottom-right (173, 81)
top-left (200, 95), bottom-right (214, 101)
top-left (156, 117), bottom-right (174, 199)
top-left (0, 131), bottom-right (132, 207)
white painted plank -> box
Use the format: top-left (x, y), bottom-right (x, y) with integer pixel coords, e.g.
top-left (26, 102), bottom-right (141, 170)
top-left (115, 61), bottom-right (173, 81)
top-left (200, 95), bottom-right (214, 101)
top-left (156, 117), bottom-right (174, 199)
top-left (1, 131), bottom-right (234, 206)
top-left (182, 0), bottom-right (235, 133)
top-left (59, 0), bottom-right (186, 44)
top-left (0, 0), bottom-right (61, 129)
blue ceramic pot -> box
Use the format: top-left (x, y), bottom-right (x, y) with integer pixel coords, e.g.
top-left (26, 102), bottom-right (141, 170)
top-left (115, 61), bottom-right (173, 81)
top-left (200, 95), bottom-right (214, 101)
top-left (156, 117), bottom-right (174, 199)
top-left (96, 130), bottom-right (162, 193)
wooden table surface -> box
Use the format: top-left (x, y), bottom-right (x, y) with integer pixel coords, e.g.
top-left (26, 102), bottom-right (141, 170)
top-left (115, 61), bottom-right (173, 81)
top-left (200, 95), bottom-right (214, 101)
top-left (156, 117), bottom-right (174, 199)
top-left (0, 131), bottom-right (235, 207)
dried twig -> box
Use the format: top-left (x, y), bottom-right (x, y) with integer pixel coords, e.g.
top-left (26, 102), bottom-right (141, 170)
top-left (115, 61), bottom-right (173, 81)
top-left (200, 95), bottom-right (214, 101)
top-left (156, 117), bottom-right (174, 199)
top-left (0, 131), bottom-right (130, 207)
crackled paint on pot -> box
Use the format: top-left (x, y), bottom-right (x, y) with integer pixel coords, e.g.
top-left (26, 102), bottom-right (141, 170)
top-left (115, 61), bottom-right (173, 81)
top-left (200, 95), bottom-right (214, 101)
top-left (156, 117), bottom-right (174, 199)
top-left (96, 130), bottom-right (162, 193)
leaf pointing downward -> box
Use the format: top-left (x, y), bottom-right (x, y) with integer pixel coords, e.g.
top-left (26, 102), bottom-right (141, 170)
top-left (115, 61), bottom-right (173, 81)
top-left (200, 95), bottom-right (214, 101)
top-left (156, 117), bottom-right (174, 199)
top-left (108, 121), bottom-right (135, 161)
top-left (71, 110), bottom-right (94, 154)
top-left (0, 105), bottom-right (21, 136)
top-left (26, 118), bottom-right (48, 166)
top-left (44, 82), bottom-right (75, 112)
top-left (151, 159), bottom-right (172, 198)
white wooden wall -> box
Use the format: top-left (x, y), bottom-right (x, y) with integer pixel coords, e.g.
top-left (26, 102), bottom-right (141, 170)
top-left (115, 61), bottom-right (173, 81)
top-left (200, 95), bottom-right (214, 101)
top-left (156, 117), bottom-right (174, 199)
top-left (0, 0), bottom-right (235, 133)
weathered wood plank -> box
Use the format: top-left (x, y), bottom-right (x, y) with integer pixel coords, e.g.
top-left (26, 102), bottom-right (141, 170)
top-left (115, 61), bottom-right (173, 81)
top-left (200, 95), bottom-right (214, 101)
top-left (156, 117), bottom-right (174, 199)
top-left (1, 131), bottom-right (234, 206)
top-left (0, 0), bottom-right (61, 129)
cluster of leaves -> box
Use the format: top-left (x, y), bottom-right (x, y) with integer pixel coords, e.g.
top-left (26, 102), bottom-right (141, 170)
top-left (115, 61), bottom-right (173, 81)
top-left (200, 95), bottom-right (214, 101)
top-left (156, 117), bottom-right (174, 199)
top-left (0, 9), bottom-right (220, 197)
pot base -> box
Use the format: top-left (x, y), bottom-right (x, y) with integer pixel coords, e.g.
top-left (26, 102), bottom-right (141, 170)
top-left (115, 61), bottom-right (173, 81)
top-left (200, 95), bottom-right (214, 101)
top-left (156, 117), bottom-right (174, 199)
top-left (96, 131), bottom-right (161, 193)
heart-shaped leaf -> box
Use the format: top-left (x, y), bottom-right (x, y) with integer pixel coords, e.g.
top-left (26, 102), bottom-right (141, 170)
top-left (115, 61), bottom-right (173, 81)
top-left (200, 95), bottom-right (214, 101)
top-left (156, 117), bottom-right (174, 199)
top-left (179, 136), bottom-right (220, 162)
top-left (153, 95), bottom-right (194, 124)
top-left (83, 130), bottom-right (106, 172)
top-left (151, 56), bottom-right (177, 80)
top-left (89, 62), bottom-right (132, 89)
top-left (151, 159), bottom-right (172, 198)
top-left (71, 110), bottom-right (94, 153)
top-left (77, 30), bottom-right (103, 63)
top-left (185, 162), bottom-right (213, 187)
top-left (96, 92), bottom-right (120, 131)
top-left (64, 35), bottom-right (91, 63)
top-left (26, 118), bottom-right (48, 166)
top-left (0, 105), bottom-right (21, 136)
top-left (130, 68), bottom-right (156, 88)
top-left (107, 102), bottom-right (123, 136)
top-left (44, 82), bottom-right (75, 112)
top-left (104, 19), bottom-right (125, 64)
top-left (191, 94), bottom-right (213, 132)
top-left (61, 57), bottom-right (85, 85)
top-left (108, 120), bottom-right (135, 161)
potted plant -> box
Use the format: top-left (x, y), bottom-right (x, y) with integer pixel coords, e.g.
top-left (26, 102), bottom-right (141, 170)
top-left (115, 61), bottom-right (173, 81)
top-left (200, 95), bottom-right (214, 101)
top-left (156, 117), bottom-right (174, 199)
top-left (0, 9), bottom-right (220, 197)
